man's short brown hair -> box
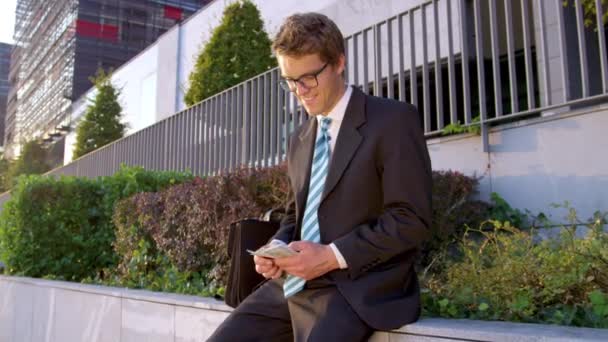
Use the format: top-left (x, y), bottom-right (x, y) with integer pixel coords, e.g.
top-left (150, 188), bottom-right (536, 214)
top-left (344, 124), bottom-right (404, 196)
top-left (272, 13), bottom-right (345, 66)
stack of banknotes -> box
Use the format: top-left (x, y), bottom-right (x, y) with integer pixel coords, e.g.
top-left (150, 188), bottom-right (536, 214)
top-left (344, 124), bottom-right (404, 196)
top-left (247, 240), bottom-right (297, 259)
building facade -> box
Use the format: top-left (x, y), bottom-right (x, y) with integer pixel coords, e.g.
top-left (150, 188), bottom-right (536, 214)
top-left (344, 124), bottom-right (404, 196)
top-left (0, 43), bottom-right (11, 149)
top-left (4, 0), bottom-right (212, 159)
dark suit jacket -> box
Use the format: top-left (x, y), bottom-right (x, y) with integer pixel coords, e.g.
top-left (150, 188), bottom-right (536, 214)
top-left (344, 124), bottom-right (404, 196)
top-left (272, 86), bottom-right (432, 330)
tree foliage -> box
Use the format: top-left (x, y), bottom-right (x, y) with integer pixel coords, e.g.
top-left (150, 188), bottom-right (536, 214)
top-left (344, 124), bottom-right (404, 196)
top-left (73, 68), bottom-right (125, 159)
top-left (3, 141), bottom-right (50, 189)
top-left (184, 0), bottom-right (276, 106)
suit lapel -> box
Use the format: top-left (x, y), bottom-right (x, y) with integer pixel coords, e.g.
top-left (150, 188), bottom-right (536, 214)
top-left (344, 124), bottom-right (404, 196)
top-left (290, 87), bottom-right (367, 232)
top-left (321, 87), bottom-right (366, 204)
top-left (294, 117), bottom-right (317, 220)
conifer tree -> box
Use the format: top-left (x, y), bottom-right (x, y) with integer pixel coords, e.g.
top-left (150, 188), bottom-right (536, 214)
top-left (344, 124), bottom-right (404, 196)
top-left (184, 0), bottom-right (276, 106)
top-left (73, 69), bottom-right (126, 159)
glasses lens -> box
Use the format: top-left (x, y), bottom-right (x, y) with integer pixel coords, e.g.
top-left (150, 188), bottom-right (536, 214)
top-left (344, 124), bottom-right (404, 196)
top-left (300, 75), bottom-right (318, 89)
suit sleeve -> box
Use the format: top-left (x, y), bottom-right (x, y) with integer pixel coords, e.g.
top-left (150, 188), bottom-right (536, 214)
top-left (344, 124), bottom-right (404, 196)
top-left (333, 105), bottom-right (432, 280)
top-left (270, 193), bottom-right (296, 243)
top-left (270, 132), bottom-right (298, 243)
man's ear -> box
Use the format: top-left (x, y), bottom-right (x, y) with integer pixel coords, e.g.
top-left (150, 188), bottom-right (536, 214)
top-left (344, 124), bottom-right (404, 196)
top-left (337, 54), bottom-right (346, 76)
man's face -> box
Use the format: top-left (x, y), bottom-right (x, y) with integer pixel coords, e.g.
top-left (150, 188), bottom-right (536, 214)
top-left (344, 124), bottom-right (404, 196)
top-left (277, 53), bottom-right (345, 116)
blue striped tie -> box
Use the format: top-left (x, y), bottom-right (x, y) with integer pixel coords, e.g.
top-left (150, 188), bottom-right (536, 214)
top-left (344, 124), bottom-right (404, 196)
top-left (283, 117), bottom-right (332, 298)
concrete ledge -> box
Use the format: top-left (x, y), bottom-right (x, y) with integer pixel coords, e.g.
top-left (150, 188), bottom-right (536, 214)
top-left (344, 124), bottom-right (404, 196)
top-left (1, 275), bottom-right (607, 342)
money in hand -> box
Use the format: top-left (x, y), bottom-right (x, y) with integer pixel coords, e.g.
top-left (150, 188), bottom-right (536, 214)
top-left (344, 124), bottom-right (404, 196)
top-left (247, 240), bottom-right (297, 259)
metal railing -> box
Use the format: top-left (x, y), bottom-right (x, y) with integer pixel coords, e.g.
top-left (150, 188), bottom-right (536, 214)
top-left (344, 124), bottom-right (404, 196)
top-left (1, 0), bottom-right (607, 200)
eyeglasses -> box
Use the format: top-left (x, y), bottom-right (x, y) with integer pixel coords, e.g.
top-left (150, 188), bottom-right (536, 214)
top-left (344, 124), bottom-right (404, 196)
top-left (279, 63), bottom-right (329, 92)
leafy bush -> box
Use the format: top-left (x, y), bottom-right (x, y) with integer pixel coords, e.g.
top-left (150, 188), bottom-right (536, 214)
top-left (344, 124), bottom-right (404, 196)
top-left (0, 165), bottom-right (192, 280)
top-left (421, 206), bottom-right (608, 328)
top-left (420, 170), bottom-right (491, 272)
top-left (184, 0), bottom-right (276, 106)
top-left (110, 165), bottom-right (290, 290)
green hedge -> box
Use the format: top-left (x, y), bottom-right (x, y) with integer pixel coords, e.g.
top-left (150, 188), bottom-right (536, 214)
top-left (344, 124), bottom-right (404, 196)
top-left (0, 165), bottom-right (192, 281)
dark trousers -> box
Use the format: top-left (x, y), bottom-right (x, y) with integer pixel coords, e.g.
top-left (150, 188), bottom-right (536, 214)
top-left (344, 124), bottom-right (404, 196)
top-left (208, 278), bottom-right (373, 342)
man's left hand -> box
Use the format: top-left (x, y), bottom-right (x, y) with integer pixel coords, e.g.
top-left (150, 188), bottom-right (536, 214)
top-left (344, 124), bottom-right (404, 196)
top-left (274, 241), bottom-right (339, 280)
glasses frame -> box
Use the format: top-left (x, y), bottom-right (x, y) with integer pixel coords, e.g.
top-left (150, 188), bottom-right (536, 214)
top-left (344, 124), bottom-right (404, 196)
top-left (279, 63), bottom-right (329, 92)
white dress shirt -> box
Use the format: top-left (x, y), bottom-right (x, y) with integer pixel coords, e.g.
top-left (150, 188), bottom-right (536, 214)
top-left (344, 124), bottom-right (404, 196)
top-left (315, 85), bottom-right (351, 269)
top-left (273, 85), bottom-right (352, 269)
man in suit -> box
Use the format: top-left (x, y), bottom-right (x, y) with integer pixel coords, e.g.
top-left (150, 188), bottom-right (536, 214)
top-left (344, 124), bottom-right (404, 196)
top-left (209, 12), bottom-right (432, 341)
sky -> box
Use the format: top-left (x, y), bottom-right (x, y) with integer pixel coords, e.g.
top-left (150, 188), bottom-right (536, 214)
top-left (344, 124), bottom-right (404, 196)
top-left (0, 0), bottom-right (17, 45)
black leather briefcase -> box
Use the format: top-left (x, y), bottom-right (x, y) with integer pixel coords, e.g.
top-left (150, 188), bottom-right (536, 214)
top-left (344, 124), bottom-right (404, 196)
top-left (224, 209), bottom-right (283, 308)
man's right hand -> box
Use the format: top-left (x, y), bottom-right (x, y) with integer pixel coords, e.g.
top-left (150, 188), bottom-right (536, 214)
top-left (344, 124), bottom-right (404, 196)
top-left (254, 255), bottom-right (283, 279)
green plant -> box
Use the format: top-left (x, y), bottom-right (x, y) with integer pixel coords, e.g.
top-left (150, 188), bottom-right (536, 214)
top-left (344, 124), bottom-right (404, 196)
top-left (3, 140), bottom-right (50, 189)
top-left (0, 165), bottom-right (192, 280)
top-left (441, 115), bottom-right (481, 136)
top-left (420, 170), bottom-right (491, 274)
top-left (563, 0), bottom-right (608, 28)
top-left (73, 68), bottom-right (126, 159)
top-left (184, 0), bottom-right (276, 106)
top-left (421, 205), bottom-right (608, 328)
top-left (111, 164), bottom-right (290, 288)
top-left (0, 153), bottom-right (12, 193)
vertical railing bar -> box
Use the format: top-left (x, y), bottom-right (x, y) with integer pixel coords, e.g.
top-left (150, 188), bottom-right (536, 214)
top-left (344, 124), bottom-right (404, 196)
top-left (225, 91), bottom-right (231, 172)
top-left (257, 76), bottom-right (264, 168)
top-left (243, 81), bottom-right (251, 167)
top-left (344, 38), bottom-right (349, 84)
top-left (409, 10), bottom-right (418, 108)
top-left (421, 4), bottom-right (431, 133)
top-left (459, 0), bottom-right (471, 123)
top-left (212, 97), bottom-right (218, 175)
top-left (504, 0), bottom-right (518, 113)
top-left (596, 0), bottom-right (608, 93)
top-left (163, 119), bottom-right (169, 170)
top-left (236, 85), bottom-right (243, 167)
top-left (446, 0), bottom-right (458, 124)
top-left (353, 33), bottom-right (359, 87)
top-left (575, 0), bottom-right (589, 98)
top-left (277, 78), bottom-right (284, 163)
top-left (227, 91), bottom-right (233, 171)
top-left (474, 0), bottom-right (489, 152)
top-left (489, 0), bottom-right (503, 117)
top-left (363, 29), bottom-right (369, 94)
top-left (264, 72), bottom-right (276, 166)
top-left (179, 111), bottom-right (185, 172)
top-left (433, 0), bottom-right (444, 129)
top-left (398, 14), bottom-right (406, 102)
top-left (555, 0), bottom-right (568, 103)
top-left (536, 1), bottom-right (552, 107)
top-left (167, 116), bottom-right (173, 170)
top-left (221, 94), bottom-right (227, 172)
top-left (270, 71), bottom-right (277, 166)
top-left (193, 105), bottom-right (200, 175)
top-left (387, 19), bottom-right (395, 99)
top-left (187, 109), bottom-right (193, 172)
top-left (374, 23), bottom-right (382, 97)
top-left (231, 88), bottom-right (237, 170)
top-left (521, 0), bottom-right (536, 109)
top-left (217, 93), bottom-right (226, 174)
top-left (203, 101), bottom-right (209, 176)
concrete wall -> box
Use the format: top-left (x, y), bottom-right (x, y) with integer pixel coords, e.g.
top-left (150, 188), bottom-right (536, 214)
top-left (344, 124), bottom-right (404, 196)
top-left (1, 275), bottom-right (607, 342)
top-left (428, 103), bottom-right (608, 221)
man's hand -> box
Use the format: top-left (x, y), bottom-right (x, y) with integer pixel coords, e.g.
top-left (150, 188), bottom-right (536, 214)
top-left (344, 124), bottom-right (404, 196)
top-left (274, 241), bottom-right (339, 280)
top-left (254, 255), bottom-right (283, 279)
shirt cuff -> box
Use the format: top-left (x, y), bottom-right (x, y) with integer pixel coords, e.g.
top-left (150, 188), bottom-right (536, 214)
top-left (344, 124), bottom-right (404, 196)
top-left (329, 243), bottom-right (348, 269)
